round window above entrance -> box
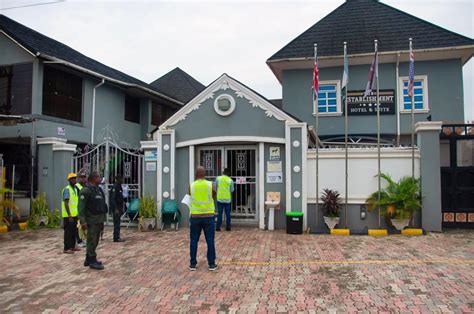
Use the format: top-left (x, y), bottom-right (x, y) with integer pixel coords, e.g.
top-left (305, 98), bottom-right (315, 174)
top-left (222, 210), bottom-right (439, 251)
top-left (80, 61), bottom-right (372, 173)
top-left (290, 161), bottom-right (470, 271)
top-left (214, 94), bottom-right (236, 116)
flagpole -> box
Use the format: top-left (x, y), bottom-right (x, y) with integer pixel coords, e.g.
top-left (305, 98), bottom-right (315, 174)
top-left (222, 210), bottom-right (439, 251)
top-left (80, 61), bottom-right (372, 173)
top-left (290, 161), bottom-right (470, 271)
top-left (375, 39), bottom-right (381, 229)
top-left (314, 43), bottom-right (319, 231)
top-left (343, 41), bottom-right (349, 228)
top-left (410, 38), bottom-right (415, 180)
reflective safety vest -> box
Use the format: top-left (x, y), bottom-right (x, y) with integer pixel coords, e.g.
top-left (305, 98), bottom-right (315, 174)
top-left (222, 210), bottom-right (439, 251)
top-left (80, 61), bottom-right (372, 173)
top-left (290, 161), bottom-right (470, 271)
top-left (216, 175), bottom-right (232, 202)
top-left (61, 185), bottom-right (79, 217)
top-left (190, 179), bottom-right (215, 215)
top-left (76, 183), bottom-right (83, 191)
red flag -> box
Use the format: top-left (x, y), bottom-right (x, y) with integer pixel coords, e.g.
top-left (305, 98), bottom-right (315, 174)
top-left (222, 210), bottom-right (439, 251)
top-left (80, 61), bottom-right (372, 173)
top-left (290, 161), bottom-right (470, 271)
top-left (313, 61), bottom-right (319, 101)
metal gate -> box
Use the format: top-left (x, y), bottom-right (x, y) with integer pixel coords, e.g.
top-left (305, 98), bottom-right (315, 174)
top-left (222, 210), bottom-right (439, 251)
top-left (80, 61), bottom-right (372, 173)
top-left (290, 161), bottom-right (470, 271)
top-left (197, 146), bottom-right (257, 223)
top-left (440, 124), bottom-right (474, 228)
top-left (72, 137), bottom-right (143, 222)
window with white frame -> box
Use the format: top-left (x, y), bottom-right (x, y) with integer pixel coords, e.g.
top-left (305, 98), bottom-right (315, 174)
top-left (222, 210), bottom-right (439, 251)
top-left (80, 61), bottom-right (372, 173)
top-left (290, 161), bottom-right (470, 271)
top-left (316, 81), bottom-right (341, 114)
top-left (399, 75), bottom-right (429, 112)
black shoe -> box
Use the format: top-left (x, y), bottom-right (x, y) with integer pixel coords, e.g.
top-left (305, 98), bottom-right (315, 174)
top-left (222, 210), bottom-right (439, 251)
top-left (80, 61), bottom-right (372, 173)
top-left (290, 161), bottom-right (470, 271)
top-left (208, 264), bottom-right (218, 271)
top-left (189, 264), bottom-right (197, 271)
top-left (89, 261), bottom-right (104, 270)
top-left (226, 227), bottom-right (231, 231)
top-left (84, 259), bottom-right (103, 267)
top-left (113, 238), bottom-right (126, 242)
top-left (216, 228), bottom-right (221, 232)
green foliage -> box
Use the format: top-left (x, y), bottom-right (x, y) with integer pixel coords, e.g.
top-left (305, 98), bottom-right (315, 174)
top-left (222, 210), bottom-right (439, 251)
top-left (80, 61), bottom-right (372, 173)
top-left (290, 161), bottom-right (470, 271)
top-left (320, 189), bottom-right (341, 218)
top-left (139, 195), bottom-right (157, 219)
top-left (366, 173), bottom-right (422, 219)
top-left (46, 208), bottom-right (61, 228)
top-left (32, 193), bottom-right (49, 216)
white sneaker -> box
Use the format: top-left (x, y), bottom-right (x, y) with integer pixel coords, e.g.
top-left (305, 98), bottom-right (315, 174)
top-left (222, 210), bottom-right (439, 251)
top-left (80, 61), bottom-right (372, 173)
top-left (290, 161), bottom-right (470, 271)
top-left (78, 242), bottom-right (87, 248)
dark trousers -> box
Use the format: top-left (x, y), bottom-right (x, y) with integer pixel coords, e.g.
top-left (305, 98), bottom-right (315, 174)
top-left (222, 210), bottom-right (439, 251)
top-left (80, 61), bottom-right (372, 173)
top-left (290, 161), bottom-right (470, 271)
top-left (217, 202), bottom-right (231, 229)
top-left (63, 217), bottom-right (78, 251)
top-left (86, 223), bottom-right (104, 261)
top-left (113, 212), bottom-right (122, 240)
top-left (189, 217), bottom-right (216, 266)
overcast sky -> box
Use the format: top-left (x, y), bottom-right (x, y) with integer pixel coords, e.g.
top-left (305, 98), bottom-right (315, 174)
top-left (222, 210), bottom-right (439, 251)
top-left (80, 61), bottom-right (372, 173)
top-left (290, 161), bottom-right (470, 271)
top-left (1, 0), bottom-right (473, 120)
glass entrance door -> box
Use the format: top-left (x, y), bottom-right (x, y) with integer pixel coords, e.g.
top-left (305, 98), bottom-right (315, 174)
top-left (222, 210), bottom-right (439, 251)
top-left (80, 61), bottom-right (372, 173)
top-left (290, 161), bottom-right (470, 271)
top-left (197, 146), bottom-right (258, 223)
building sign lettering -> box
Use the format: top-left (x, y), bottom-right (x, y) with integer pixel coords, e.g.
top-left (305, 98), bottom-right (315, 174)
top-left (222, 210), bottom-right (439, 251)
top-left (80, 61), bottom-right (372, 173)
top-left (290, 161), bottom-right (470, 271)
top-left (347, 90), bottom-right (395, 115)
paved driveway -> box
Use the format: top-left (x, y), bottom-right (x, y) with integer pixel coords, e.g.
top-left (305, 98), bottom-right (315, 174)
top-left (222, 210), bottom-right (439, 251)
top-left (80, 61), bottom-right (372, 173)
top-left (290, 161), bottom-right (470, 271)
top-left (0, 227), bottom-right (473, 313)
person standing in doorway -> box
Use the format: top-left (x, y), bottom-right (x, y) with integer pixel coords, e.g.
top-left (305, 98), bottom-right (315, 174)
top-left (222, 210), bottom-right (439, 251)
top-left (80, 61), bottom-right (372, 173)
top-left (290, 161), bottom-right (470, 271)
top-left (110, 175), bottom-right (125, 242)
top-left (62, 173), bottom-right (80, 254)
top-left (189, 166), bottom-right (218, 271)
top-left (215, 168), bottom-right (234, 231)
top-left (75, 171), bottom-right (88, 248)
top-left (78, 171), bottom-right (108, 270)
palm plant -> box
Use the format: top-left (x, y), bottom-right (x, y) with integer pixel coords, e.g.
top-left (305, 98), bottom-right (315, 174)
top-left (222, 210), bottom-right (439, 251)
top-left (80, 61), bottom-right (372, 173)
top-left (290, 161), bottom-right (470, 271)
top-left (366, 173), bottom-right (421, 219)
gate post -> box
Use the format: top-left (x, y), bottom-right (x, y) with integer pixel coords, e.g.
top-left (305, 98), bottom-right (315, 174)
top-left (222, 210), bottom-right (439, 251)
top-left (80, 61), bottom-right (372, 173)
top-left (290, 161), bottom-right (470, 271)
top-left (37, 138), bottom-right (77, 212)
top-left (415, 121), bottom-right (443, 232)
top-left (140, 140), bottom-right (159, 202)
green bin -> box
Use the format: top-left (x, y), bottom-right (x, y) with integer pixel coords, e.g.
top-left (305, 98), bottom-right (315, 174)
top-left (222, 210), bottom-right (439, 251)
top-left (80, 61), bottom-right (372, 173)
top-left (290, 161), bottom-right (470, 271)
top-left (286, 211), bottom-right (304, 234)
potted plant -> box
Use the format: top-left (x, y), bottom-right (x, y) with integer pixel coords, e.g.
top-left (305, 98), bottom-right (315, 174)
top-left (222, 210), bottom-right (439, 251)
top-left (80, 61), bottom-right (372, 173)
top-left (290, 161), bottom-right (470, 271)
top-left (321, 189), bottom-right (341, 230)
top-left (32, 193), bottom-right (49, 227)
top-left (366, 173), bottom-right (421, 231)
top-left (138, 195), bottom-right (157, 231)
top-left (0, 188), bottom-right (18, 233)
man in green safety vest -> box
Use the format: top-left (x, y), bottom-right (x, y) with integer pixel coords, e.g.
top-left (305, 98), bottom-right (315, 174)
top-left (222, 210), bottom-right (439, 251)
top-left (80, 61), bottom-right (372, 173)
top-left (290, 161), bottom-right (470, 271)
top-left (189, 166), bottom-right (218, 271)
top-left (62, 173), bottom-right (80, 254)
top-left (215, 168), bottom-right (234, 231)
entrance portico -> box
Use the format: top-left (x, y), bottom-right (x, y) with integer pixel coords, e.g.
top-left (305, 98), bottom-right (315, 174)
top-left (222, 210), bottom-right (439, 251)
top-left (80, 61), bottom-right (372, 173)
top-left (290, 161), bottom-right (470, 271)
top-left (151, 74), bottom-right (312, 229)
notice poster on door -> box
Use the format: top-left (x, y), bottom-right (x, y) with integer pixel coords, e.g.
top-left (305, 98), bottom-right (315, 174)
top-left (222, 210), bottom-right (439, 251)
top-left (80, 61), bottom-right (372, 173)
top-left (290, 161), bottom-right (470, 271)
top-left (236, 177), bottom-right (247, 185)
top-left (267, 161), bottom-right (282, 172)
top-left (145, 162), bottom-right (156, 172)
top-left (267, 172), bottom-right (283, 183)
top-left (269, 147), bottom-right (280, 160)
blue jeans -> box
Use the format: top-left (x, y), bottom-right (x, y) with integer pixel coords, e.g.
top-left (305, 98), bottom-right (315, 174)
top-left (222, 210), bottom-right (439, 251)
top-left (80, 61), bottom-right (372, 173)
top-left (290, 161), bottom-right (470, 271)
top-left (217, 202), bottom-right (231, 229)
top-left (189, 217), bottom-right (216, 266)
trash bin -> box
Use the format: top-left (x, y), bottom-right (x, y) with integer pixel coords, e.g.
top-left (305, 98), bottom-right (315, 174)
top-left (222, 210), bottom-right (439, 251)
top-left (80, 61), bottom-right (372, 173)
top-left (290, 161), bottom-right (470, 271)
top-left (286, 211), bottom-right (304, 234)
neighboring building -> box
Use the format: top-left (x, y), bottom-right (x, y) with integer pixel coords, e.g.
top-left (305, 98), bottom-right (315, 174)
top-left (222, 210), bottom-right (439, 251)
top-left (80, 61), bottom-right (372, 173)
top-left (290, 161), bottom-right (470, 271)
top-left (267, 0), bottom-right (474, 145)
top-left (0, 15), bottom-right (204, 198)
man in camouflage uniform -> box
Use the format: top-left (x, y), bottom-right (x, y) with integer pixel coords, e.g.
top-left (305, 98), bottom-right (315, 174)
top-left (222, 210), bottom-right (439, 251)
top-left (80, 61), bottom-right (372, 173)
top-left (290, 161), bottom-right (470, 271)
top-left (78, 171), bottom-right (108, 270)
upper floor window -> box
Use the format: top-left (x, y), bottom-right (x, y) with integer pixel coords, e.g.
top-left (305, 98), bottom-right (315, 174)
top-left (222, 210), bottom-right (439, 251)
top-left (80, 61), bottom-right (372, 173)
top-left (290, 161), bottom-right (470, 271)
top-left (124, 95), bottom-right (140, 123)
top-left (315, 80), bottom-right (341, 115)
top-left (399, 75), bottom-right (429, 112)
top-left (43, 66), bottom-right (82, 122)
top-left (152, 101), bottom-right (176, 126)
top-left (0, 63), bottom-right (32, 115)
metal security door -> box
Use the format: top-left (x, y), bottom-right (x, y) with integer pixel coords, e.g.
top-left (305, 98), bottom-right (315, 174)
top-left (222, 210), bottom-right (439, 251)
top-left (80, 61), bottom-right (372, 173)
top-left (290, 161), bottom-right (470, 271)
top-left (440, 124), bottom-right (474, 228)
top-left (225, 147), bottom-right (257, 222)
top-left (197, 146), bottom-right (258, 224)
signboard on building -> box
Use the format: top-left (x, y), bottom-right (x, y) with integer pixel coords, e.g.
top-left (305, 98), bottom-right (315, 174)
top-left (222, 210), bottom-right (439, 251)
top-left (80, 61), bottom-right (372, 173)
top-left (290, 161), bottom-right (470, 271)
top-left (269, 147), bottom-right (280, 160)
top-left (57, 127), bottom-right (66, 136)
top-left (144, 150), bottom-right (157, 161)
top-left (347, 89), bottom-right (395, 115)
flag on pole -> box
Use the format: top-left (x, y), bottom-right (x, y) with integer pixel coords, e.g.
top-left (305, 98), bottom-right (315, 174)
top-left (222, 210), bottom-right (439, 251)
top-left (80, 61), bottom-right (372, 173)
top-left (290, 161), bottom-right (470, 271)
top-left (408, 49), bottom-right (415, 98)
top-left (363, 47), bottom-right (378, 97)
top-left (342, 43), bottom-right (349, 103)
top-left (313, 59), bottom-right (319, 102)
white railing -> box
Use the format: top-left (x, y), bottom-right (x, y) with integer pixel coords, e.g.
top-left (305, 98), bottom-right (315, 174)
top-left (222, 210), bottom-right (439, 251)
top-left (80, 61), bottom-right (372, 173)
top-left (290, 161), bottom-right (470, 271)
top-left (307, 147), bottom-right (420, 204)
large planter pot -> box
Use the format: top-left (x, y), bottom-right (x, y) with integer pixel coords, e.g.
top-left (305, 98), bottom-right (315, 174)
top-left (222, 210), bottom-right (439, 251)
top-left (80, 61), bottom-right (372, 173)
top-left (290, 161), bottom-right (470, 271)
top-left (0, 225), bottom-right (7, 233)
top-left (391, 218), bottom-right (410, 231)
top-left (37, 216), bottom-right (49, 227)
top-left (139, 218), bottom-right (156, 231)
top-left (323, 216), bottom-right (340, 230)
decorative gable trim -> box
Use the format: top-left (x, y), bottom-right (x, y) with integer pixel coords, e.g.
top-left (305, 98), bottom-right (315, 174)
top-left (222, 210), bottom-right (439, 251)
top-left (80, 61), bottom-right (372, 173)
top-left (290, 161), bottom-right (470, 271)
top-left (158, 74), bottom-right (297, 130)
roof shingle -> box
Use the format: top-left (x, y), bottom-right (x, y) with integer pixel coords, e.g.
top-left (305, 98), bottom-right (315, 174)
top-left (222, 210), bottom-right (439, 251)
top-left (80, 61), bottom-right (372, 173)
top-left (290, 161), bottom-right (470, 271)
top-left (268, 0), bottom-right (474, 61)
top-left (150, 67), bottom-right (205, 104)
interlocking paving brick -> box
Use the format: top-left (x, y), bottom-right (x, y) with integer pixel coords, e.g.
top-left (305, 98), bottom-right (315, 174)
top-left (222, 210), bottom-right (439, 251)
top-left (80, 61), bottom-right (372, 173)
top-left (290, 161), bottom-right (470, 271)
top-left (0, 228), bottom-right (473, 312)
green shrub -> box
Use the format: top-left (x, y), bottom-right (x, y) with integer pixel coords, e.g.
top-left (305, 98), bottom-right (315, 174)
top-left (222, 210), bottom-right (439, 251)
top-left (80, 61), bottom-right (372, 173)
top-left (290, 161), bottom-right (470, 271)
top-left (139, 195), bottom-right (157, 219)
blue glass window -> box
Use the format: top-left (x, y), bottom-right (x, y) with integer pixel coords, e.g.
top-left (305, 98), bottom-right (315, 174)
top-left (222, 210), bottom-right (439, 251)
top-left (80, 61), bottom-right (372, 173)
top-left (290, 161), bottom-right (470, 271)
top-left (402, 79), bottom-right (425, 110)
top-left (317, 84), bottom-right (338, 113)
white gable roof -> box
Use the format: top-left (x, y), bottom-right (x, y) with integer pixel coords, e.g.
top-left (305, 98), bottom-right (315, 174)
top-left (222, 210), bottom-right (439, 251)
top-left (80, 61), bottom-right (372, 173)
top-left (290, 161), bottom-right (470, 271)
top-left (156, 73), bottom-right (298, 132)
